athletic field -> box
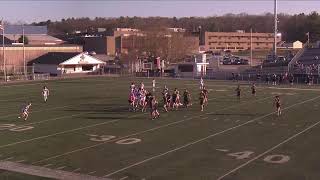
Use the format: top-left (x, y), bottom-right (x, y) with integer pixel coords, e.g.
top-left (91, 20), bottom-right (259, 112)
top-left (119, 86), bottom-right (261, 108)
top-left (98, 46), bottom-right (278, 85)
top-left (0, 77), bottom-right (320, 180)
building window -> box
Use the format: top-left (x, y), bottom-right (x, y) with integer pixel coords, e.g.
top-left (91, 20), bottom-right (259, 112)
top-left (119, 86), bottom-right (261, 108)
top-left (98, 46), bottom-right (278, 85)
top-left (256, 43), bottom-right (260, 45)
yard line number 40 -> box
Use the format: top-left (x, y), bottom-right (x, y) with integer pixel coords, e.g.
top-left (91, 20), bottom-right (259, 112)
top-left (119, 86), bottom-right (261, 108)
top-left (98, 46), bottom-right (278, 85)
top-left (223, 150), bottom-right (290, 164)
top-left (87, 134), bottom-right (141, 145)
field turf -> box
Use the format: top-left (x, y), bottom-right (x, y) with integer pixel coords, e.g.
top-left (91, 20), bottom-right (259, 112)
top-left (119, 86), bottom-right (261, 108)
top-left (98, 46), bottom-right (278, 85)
top-left (0, 77), bottom-right (320, 180)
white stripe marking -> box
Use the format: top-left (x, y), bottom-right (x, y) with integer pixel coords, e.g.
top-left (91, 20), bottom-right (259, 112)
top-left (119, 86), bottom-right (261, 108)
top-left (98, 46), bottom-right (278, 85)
top-left (4, 157), bottom-right (14, 161)
top-left (56, 166), bottom-right (66, 170)
top-left (216, 149), bottom-right (229, 152)
top-left (119, 176), bottom-right (129, 180)
top-left (15, 160), bottom-right (26, 163)
top-left (72, 168), bottom-right (81, 172)
top-left (102, 96), bottom-right (320, 177)
top-left (217, 116), bottom-right (320, 179)
top-left (33, 96), bottom-right (273, 164)
top-left (43, 164), bottom-right (53, 168)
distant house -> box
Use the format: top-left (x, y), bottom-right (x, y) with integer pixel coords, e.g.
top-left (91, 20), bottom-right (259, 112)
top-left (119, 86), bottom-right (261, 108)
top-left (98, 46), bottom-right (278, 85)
top-left (280, 40), bottom-right (303, 49)
top-left (28, 52), bottom-right (106, 75)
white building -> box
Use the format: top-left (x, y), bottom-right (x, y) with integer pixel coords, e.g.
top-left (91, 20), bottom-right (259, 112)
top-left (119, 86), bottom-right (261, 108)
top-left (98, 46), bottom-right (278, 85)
top-left (166, 54), bottom-right (209, 77)
top-left (28, 52), bottom-right (106, 75)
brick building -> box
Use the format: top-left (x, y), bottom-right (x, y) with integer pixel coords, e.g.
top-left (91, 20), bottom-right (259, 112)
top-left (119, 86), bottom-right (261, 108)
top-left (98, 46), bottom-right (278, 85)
top-left (204, 31), bottom-right (281, 52)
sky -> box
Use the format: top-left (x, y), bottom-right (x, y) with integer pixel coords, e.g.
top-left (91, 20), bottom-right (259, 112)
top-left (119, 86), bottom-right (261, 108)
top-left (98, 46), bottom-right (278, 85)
top-left (0, 0), bottom-right (319, 23)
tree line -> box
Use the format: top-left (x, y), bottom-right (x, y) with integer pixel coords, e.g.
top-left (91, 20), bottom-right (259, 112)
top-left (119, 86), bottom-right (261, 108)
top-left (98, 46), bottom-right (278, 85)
top-left (31, 12), bottom-right (320, 43)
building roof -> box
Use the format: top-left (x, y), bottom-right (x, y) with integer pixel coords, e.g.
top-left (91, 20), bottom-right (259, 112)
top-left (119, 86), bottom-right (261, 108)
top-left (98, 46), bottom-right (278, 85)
top-left (91, 54), bottom-right (115, 62)
top-left (28, 52), bottom-right (79, 65)
top-left (28, 52), bottom-right (106, 66)
top-left (4, 25), bottom-right (47, 35)
top-left (5, 34), bottom-right (63, 42)
top-left (0, 35), bottom-right (13, 44)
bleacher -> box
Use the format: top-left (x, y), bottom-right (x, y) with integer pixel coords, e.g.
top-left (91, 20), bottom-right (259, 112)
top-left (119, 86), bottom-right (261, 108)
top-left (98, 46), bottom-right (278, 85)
top-left (296, 48), bottom-right (320, 65)
top-left (292, 48), bottom-right (320, 75)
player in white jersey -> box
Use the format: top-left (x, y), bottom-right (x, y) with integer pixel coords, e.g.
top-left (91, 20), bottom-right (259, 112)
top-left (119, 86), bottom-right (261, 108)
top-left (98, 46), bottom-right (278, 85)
top-left (42, 86), bottom-right (50, 102)
top-left (200, 77), bottom-right (204, 90)
top-left (152, 79), bottom-right (156, 92)
top-left (18, 102), bottom-right (32, 120)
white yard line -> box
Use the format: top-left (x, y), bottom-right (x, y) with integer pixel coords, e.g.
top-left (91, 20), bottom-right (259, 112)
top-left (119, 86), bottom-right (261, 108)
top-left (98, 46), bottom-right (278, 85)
top-left (0, 161), bottom-right (111, 180)
top-left (33, 96), bottom-right (272, 164)
top-left (102, 95), bottom-right (320, 177)
top-left (119, 176), bottom-right (129, 180)
top-left (217, 117), bottom-right (320, 180)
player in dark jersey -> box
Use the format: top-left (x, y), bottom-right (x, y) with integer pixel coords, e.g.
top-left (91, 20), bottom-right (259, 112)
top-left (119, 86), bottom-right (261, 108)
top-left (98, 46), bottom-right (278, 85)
top-left (274, 95), bottom-right (281, 116)
top-left (183, 89), bottom-right (191, 108)
top-left (251, 83), bottom-right (256, 96)
top-left (162, 90), bottom-right (170, 112)
top-left (151, 96), bottom-right (160, 119)
top-left (172, 88), bottom-right (178, 110)
top-left (235, 84), bottom-right (241, 100)
top-left (199, 90), bottom-right (205, 111)
top-left (202, 86), bottom-right (208, 105)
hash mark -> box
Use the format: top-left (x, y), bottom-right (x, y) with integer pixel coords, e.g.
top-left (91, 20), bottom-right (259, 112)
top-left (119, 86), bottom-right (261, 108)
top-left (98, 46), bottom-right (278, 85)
top-left (88, 171), bottom-right (96, 174)
top-left (15, 160), bottom-right (26, 163)
top-left (72, 168), bottom-right (81, 172)
top-left (43, 164), bottom-right (53, 167)
top-left (56, 166), bottom-right (66, 170)
top-left (120, 176), bottom-right (129, 180)
top-left (4, 157), bottom-right (14, 161)
top-left (216, 149), bottom-right (229, 152)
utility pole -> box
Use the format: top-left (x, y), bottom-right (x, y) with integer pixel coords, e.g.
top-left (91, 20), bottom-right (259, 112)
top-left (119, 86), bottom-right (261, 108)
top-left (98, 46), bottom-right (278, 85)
top-left (23, 24), bottom-right (26, 79)
top-left (274, 0), bottom-right (278, 61)
top-left (1, 18), bottom-right (6, 82)
top-left (250, 28), bottom-right (253, 66)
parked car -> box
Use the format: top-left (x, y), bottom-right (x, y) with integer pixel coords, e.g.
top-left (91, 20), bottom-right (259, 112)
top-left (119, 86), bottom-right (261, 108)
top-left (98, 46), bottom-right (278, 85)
top-left (240, 59), bottom-right (249, 65)
top-left (223, 59), bottom-right (232, 65)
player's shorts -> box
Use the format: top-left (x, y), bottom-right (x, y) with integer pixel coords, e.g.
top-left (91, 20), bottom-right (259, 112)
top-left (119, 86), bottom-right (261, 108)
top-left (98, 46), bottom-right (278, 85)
top-left (237, 92), bottom-right (241, 96)
top-left (200, 99), bottom-right (204, 105)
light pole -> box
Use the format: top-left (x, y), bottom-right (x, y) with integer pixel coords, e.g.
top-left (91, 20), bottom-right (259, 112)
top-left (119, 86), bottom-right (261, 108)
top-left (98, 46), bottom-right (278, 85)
top-left (273, 0), bottom-right (278, 61)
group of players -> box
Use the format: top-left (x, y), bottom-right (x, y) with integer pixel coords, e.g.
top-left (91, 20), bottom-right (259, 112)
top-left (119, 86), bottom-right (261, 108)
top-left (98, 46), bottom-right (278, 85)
top-left (128, 78), bottom-right (282, 119)
top-left (18, 86), bottom-right (50, 120)
top-left (128, 78), bottom-right (210, 119)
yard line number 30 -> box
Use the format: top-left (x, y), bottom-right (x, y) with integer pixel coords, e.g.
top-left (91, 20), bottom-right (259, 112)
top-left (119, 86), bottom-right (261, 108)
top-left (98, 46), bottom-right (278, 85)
top-left (87, 134), bottom-right (142, 145)
top-left (0, 124), bottom-right (34, 132)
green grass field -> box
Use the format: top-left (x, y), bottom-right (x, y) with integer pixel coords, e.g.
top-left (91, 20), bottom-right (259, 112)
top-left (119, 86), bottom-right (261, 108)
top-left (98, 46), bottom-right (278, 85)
top-left (0, 77), bottom-right (320, 180)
